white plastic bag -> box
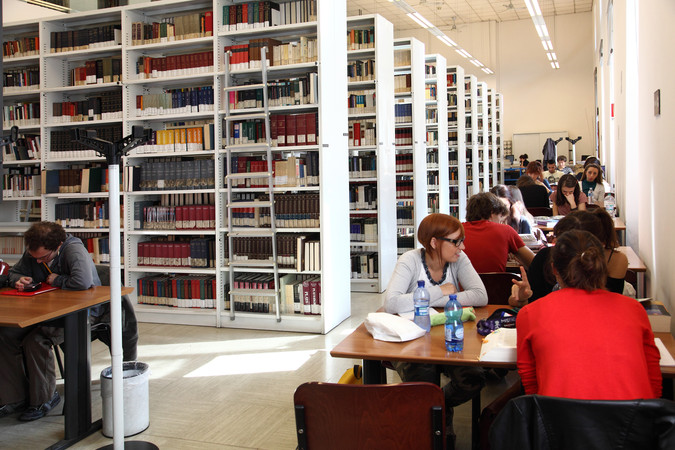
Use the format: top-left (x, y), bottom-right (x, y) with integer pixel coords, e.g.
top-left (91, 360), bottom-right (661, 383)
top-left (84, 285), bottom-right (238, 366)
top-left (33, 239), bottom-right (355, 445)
top-left (364, 312), bottom-right (426, 342)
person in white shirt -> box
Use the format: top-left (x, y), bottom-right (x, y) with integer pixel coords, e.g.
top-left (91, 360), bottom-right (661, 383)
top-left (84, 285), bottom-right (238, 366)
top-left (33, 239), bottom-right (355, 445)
top-left (545, 160), bottom-right (564, 184)
top-left (557, 155), bottom-right (574, 175)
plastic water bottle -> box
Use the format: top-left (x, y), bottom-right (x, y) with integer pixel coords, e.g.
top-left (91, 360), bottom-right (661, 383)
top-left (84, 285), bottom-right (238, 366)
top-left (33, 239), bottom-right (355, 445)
top-left (413, 280), bottom-right (431, 332)
top-left (604, 193), bottom-right (616, 217)
top-left (444, 294), bottom-right (464, 352)
top-left (587, 188), bottom-right (594, 205)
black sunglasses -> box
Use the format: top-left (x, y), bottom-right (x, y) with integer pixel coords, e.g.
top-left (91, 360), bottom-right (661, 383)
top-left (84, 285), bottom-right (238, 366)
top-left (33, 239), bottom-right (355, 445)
top-left (436, 236), bottom-right (465, 247)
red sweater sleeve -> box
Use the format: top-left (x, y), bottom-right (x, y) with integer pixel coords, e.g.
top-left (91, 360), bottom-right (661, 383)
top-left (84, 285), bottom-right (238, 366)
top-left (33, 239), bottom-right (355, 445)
top-left (640, 313), bottom-right (663, 398)
top-left (516, 307), bottom-right (538, 394)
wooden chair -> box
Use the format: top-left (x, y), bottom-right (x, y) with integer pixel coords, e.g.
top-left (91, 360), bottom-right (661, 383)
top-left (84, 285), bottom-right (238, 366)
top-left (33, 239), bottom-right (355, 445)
top-left (526, 206), bottom-right (553, 216)
top-left (478, 272), bottom-right (521, 305)
top-left (294, 381), bottom-right (445, 450)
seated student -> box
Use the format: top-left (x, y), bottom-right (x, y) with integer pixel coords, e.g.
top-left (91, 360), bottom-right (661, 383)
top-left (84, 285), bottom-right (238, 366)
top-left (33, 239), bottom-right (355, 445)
top-left (517, 230), bottom-right (662, 400)
top-left (527, 211), bottom-right (602, 301)
top-left (525, 161), bottom-right (552, 193)
top-left (575, 156), bottom-right (601, 180)
top-left (384, 213), bottom-right (487, 449)
top-left (545, 160), bottom-right (564, 184)
top-left (590, 207), bottom-right (629, 293)
top-left (516, 175), bottom-right (550, 209)
top-left (557, 155), bottom-right (573, 175)
top-left (519, 153), bottom-right (529, 168)
top-left (0, 222), bottom-right (100, 422)
top-left (462, 192), bottom-right (535, 273)
top-left (580, 162), bottom-right (606, 207)
top-left (550, 173), bottom-right (588, 215)
top-left (490, 185), bottom-right (543, 242)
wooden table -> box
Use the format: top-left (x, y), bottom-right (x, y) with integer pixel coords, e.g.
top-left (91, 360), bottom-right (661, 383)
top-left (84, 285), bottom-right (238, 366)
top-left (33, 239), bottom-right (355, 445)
top-left (619, 245), bottom-right (647, 297)
top-left (0, 286), bottom-right (133, 450)
top-left (332, 304), bottom-right (675, 449)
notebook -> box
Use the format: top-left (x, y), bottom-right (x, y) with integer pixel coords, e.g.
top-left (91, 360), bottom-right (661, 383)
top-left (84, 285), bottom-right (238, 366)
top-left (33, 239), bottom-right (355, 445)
top-left (1, 285), bottom-right (59, 296)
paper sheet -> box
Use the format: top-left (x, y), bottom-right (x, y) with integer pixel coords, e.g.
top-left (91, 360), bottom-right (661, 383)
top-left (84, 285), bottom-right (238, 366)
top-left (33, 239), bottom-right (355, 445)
top-left (655, 338), bottom-right (675, 366)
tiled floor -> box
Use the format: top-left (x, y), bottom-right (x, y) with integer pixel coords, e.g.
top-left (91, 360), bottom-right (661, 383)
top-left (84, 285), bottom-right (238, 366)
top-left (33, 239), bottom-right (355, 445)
top-left (0, 292), bottom-right (515, 449)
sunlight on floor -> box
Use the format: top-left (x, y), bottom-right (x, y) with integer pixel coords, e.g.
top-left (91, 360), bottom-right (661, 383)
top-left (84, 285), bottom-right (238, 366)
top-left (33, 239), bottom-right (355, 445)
top-left (184, 350), bottom-right (318, 377)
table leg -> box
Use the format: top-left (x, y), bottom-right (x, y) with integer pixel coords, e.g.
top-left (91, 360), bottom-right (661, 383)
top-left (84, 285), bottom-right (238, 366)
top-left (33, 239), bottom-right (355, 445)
top-left (47, 309), bottom-right (101, 450)
top-left (638, 272), bottom-right (645, 298)
top-left (363, 359), bottom-right (386, 384)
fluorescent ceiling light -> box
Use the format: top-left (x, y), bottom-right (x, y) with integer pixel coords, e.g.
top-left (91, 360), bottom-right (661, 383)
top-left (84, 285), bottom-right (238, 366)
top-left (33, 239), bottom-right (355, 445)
top-left (550, 61), bottom-right (556, 69)
top-left (437, 35), bottom-right (457, 47)
top-left (407, 12), bottom-right (433, 29)
top-left (25, 0), bottom-right (71, 12)
top-left (523, 0), bottom-right (536, 16)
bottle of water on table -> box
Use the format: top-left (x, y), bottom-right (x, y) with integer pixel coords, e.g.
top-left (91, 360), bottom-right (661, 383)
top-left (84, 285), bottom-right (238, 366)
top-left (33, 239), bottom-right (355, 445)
top-left (413, 280), bottom-right (431, 332)
top-left (445, 294), bottom-right (463, 352)
top-left (604, 192), bottom-right (616, 217)
top-left (587, 188), bottom-right (594, 205)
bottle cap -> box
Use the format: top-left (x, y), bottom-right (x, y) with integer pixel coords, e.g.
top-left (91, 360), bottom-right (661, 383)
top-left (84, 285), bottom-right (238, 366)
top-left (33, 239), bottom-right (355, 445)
top-left (417, 280), bottom-right (424, 287)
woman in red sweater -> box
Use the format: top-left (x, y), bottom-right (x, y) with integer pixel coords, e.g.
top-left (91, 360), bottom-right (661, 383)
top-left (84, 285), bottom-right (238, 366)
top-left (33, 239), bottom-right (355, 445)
top-left (516, 230), bottom-right (662, 399)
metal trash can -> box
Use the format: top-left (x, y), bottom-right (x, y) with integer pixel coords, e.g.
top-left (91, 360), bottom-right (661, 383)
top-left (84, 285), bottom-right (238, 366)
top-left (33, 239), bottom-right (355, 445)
top-left (100, 362), bottom-right (150, 437)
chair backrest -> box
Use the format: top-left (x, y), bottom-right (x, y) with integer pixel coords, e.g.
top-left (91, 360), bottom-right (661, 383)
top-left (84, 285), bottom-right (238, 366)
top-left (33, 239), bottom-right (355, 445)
top-left (489, 394), bottom-right (675, 450)
top-left (526, 206), bottom-right (553, 217)
top-left (294, 382), bottom-right (445, 450)
top-left (478, 272), bottom-right (521, 305)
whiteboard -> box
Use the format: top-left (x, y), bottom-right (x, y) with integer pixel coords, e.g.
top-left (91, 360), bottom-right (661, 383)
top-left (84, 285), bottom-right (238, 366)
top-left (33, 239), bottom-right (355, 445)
top-left (513, 131), bottom-right (568, 162)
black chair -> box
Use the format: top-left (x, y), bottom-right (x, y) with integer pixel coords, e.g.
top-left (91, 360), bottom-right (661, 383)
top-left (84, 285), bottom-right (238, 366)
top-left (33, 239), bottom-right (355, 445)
top-left (294, 381), bottom-right (445, 450)
top-left (489, 394), bottom-right (675, 450)
top-left (478, 272), bottom-right (521, 305)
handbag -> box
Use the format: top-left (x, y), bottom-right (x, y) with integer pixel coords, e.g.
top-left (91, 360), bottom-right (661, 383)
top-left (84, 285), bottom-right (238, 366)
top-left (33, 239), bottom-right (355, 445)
top-left (477, 308), bottom-right (519, 336)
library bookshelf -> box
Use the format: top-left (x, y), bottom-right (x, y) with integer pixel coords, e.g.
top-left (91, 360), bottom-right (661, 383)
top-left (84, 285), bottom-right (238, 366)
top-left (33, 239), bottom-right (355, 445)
top-left (447, 64), bottom-right (466, 221)
top-left (1, 0), bottom-right (350, 334)
top-left (424, 53), bottom-right (448, 216)
top-left (346, 14), bottom-right (396, 293)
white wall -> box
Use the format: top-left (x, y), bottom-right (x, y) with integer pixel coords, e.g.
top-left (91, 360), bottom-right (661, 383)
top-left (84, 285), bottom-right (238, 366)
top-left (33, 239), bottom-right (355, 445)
top-left (596, 0), bottom-right (675, 326)
top-left (395, 12), bottom-right (595, 161)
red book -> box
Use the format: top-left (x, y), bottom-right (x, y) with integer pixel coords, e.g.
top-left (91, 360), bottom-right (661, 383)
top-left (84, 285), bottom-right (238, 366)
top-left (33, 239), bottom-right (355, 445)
top-left (181, 243), bottom-right (190, 267)
top-left (310, 279), bottom-right (321, 315)
top-left (191, 279), bottom-right (200, 307)
top-left (286, 114), bottom-right (297, 146)
top-left (296, 113), bottom-right (307, 145)
top-left (175, 206), bottom-right (184, 230)
top-left (277, 114), bottom-right (286, 146)
top-left (306, 113), bottom-right (317, 145)
top-left (302, 279), bottom-right (312, 315)
top-left (187, 205), bottom-right (197, 229)
top-left (204, 11), bottom-right (213, 36)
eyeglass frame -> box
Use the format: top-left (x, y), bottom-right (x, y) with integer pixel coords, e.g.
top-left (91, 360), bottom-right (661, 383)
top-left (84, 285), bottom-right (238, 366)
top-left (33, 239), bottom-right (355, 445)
top-left (436, 236), bottom-right (465, 247)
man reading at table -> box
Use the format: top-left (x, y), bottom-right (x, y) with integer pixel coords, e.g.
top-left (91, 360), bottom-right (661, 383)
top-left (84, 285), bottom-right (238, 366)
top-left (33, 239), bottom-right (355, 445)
top-left (0, 221), bottom-right (100, 421)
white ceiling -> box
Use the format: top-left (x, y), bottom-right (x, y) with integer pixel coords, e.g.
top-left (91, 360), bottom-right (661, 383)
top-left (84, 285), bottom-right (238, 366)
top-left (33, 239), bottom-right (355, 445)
top-left (346, 0), bottom-right (593, 30)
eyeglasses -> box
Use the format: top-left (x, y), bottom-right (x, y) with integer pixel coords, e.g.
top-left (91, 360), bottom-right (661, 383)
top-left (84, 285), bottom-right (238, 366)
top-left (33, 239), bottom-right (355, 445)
top-left (30, 249), bottom-right (55, 263)
top-left (436, 236), bottom-right (465, 247)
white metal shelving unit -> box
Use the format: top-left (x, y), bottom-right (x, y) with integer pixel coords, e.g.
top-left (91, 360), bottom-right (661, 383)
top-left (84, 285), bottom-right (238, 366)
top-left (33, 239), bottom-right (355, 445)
top-left (464, 74), bottom-right (478, 200)
top-left (446, 65), bottom-right (466, 221)
top-left (424, 53), bottom-right (448, 216)
top-left (476, 81), bottom-right (489, 192)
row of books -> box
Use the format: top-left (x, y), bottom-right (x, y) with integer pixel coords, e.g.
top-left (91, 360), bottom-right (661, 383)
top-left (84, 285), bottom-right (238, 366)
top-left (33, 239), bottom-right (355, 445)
top-left (55, 200), bottom-right (111, 229)
top-left (2, 135), bottom-right (41, 162)
top-left (137, 275), bottom-right (217, 309)
top-left (227, 74), bottom-right (318, 109)
top-left (130, 11), bottom-right (213, 46)
top-left (347, 90), bottom-right (376, 115)
top-left (126, 158), bottom-right (215, 192)
top-left (135, 51), bottom-right (214, 80)
top-left (135, 86), bottom-right (214, 117)
top-left (425, 63), bottom-right (437, 79)
top-left (425, 84), bottom-right (437, 101)
top-left (278, 274), bottom-right (321, 315)
top-left (69, 57), bottom-right (122, 86)
top-left (349, 153), bottom-right (377, 179)
top-left (222, 2), bottom-right (281, 31)
top-left (3, 36), bottom-right (39, 58)
top-left (396, 208), bottom-right (415, 226)
top-left (394, 74), bottom-right (412, 94)
top-left (227, 153), bottom-right (319, 188)
top-left (350, 218), bottom-right (377, 243)
top-left (447, 72), bottom-right (459, 87)
top-left (448, 94), bottom-right (458, 107)
top-left (347, 59), bottom-right (375, 83)
top-left (227, 112), bottom-right (318, 147)
top-left (138, 204), bottom-right (216, 231)
top-left (3, 67), bottom-right (40, 91)
top-left (395, 129), bottom-right (413, 147)
top-left (349, 184), bottom-right (377, 211)
top-left (275, 233), bottom-right (316, 270)
top-left (3, 102), bottom-right (40, 128)
top-left (50, 125), bottom-right (122, 158)
top-left (81, 233), bottom-right (114, 264)
top-left (2, 170), bottom-right (40, 198)
top-left (396, 180), bottom-right (414, 200)
top-left (427, 172), bottom-right (439, 190)
top-left (0, 235), bottom-right (24, 255)
top-left (348, 120), bottom-right (376, 147)
top-left (222, 1), bottom-right (316, 31)
top-left (50, 25), bottom-right (121, 53)
top-left (225, 36), bottom-right (317, 72)
top-left (133, 124), bottom-right (215, 153)
top-left (426, 150), bottom-right (440, 168)
top-left (350, 252), bottom-right (378, 280)
top-left (394, 49), bottom-right (411, 67)
top-left (395, 103), bottom-right (413, 123)
top-left (132, 192), bottom-right (213, 229)
top-left (51, 92), bottom-right (123, 123)
top-left (395, 153), bottom-right (413, 172)
top-left (426, 129), bottom-right (438, 145)
top-left (42, 166), bottom-right (112, 194)
top-left (347, 27), bottom-right (375, 50)
top-left (137, 238), bottom-right (215, 268)
top-left (230, 235), bottom-right (320, 272)
top-left (274, 193), bottom-right (320, 228)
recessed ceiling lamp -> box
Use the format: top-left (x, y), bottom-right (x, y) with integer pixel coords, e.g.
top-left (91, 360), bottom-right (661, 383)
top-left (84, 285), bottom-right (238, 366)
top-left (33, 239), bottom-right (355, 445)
top-left (389, 0), bottom-right (493, 74)
top-left (523, 0), bottom-right (560, 69)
